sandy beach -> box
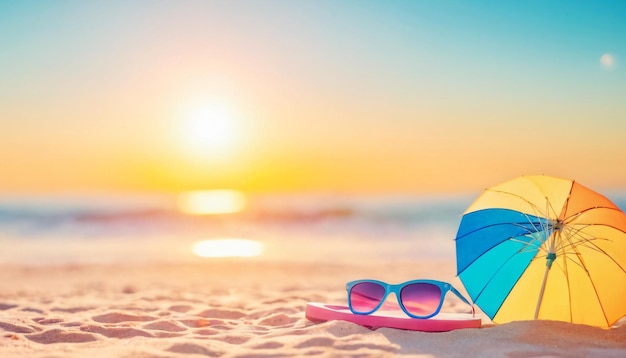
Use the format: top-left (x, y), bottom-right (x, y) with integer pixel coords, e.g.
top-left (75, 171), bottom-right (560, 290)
top-left (1, 260), bottom-right (625, 357)
top-left (3, 1), bottom-right (626, 356)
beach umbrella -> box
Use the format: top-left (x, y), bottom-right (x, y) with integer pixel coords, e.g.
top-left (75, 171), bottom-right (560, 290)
top-left (455, 175), bottom-right (626, 328)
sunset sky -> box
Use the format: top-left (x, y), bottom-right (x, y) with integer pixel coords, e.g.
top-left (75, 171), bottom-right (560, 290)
top-left (1, 1), bottom-right (625, 195)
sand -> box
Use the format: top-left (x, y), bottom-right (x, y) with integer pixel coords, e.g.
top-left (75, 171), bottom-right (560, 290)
top-left (1, 260), bottom-right (625, 357)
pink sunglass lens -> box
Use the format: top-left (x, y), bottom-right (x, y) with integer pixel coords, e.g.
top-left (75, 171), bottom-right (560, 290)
top-left (400, 283), bottom-right (442, 316)
top-left (350, 282), bottom-right (386, 313)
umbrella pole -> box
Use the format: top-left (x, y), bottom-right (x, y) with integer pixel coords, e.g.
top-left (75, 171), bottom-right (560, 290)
top-left (534, 252), bottom-right (556, 319)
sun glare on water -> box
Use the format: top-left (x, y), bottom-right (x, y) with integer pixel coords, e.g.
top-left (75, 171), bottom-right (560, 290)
top-left (178, 190), bottom-right (247, 215)
top-left (193, 239), bottom-right (263, 258)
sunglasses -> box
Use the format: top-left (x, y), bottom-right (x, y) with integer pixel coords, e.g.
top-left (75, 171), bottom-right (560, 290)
top-left (346, 279), bottom-right (474, 319)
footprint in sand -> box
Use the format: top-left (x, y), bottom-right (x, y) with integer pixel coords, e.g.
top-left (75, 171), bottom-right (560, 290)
top-left (251, 341), bottom-right (285, 349)
top-left (256, 313), bottom-right (299, 327)
top-left (60, 322), bottom-right (82, 327)
top-left (21, 307), bottom-right (45, 314)
top-left (166, 342), bottom-right (222, 357)
top-left (215, 334), bottom-right (250, 345)
top-left (91, 312), bottom-right (158, 324)
top-left (335, 342), bottom-right (397, 352)
top-left (293, 336), bottom-right (335, 348)
top-left (143, 320), bottom-right (188, 332)
top-left (249, 307), bottom-right (300, 319)
top-left (194, 328), bottom-right (220, 336)
top-left (178, 318), bottom-right (229, 329)
top-left (51, 307), bottom-right (94, 313)
top-left (32, 317), bottom-right (64, 325)
top-left (195, 308), bottom-right (246, 319)
top-left (26, 329), bottom-right (98, 344)
top-left (168, 304), bottom-right (193, 313)
top-left (0, 321), bottom-right (37, 334)
top-left (315, 321), bottom-right (371, 338)
top-left (80, 325), bottom-right (154, 339)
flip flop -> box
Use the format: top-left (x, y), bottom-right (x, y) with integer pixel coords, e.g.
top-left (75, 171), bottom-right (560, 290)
top-left (305, 302), bottom-right (481, 332)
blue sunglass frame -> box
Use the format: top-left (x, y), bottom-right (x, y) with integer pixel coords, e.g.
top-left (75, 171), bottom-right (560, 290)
top-left (346, 279), bottom-right (475, 319)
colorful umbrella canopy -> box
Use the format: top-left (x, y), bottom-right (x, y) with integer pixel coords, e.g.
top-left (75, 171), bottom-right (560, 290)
top-left (455, 175), bottom-right (626, 328)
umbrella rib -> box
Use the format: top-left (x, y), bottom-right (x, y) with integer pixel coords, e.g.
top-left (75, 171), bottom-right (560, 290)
top-left (487, 189), bottom-right (548, 218)
top-left (559, 180), bottom-right (575, 221)
top-left (567, 241), bottom-right (611, 327)
top-left (559, 234), bottom-right (607, 254)
top-left (456, 218), bottom-right (541, 241)
top-left (457, 219), bottom-right (547, 276)
top-left (555, 250), bottom-right (574, 323)
top-left (526, 175), bottom-right (563, 220)
top-left (512, 176), bottom-right (562, 219)
top-left (545, 195), bottom-right (561, 222)
top-left (564, 222), bottom-right (596, 237)
top-left (560, 222), bottom-right (626, 274)
top-left (553, 252), bottom-right (587, 324)
top-left (518, 213), bottom-right (549, 235)
top-left (561, 226), bottom-right (621, 262)
top-left (468, 237), bottom-right (541, 316)
top-left (509, 236), bottom-right (544, 253)
top-left (570, 237), bottom-right (626, 274)
top-left (560, 254), bottom-right (587, 272)
top-left (457, 207), bottom-right (549, 277)
top-left (511, 221), bottom-right (543, 237)
top-left (563, 206), bottom-right (625, 225)
top-left (558, 241), bottom-right (607, 259)
top-left (569, 221), bottom-right (626, 237)
top-left (558, 230), bottom-right (589, 271)
top-left (496, 189), bottom-right (554, 253)
top-left (507, 210), bottom-right (551, 253)
top-left (552, 250), bottom-right (603, 323)
top-left (556, 228), bottom-right (605, 255)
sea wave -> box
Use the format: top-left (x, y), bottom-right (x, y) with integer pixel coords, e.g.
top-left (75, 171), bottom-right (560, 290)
top-left (0, 193), bottom-right (471, 239)
top-left (0, 192), bottom-right (624, 239)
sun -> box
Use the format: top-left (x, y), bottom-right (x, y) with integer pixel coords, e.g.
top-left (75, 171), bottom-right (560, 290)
top-left (181, 102), bottom-right (239, 158)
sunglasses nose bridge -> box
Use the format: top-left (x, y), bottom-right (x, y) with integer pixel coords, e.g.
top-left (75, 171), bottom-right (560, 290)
top-left (378, 291), bottom-right (403, 310)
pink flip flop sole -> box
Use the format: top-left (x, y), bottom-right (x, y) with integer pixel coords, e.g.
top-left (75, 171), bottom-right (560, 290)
top-left (305, 302), bottom-right (481, 332)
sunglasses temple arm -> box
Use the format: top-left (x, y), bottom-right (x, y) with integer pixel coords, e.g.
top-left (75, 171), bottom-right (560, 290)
top-left (450, 286), bottom-right (475, 317)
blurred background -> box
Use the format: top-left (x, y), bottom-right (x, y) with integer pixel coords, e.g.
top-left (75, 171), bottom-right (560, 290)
top-left (1, 0), bottom-right (625, 265)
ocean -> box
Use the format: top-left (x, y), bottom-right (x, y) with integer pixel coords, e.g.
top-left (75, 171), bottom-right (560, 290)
top-left (1, 191), bottom-right (624, 266)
